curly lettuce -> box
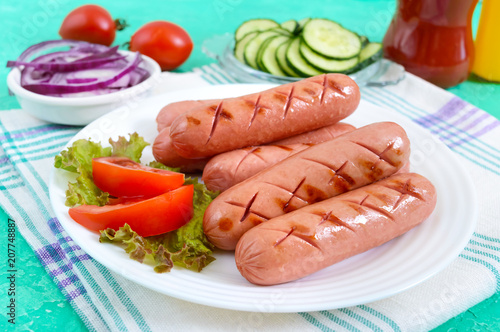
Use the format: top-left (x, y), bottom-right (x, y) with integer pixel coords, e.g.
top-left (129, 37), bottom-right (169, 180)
top-left (100, 177), bottom-right (218, 273)
top-left (54, 133), bottom-right (149, 207)
top-left (55, 133), bottom-right (218, 272)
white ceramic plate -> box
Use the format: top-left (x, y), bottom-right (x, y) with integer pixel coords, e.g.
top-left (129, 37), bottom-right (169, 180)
top-left (49, 84), bottom-right (477, 313)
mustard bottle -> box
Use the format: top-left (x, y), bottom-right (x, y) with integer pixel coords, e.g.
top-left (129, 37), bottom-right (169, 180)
top-left (472, 0), bottom-right (500, 82)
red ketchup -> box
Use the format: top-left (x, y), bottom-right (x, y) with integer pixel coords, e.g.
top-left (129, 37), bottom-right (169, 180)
top-left (383, 0), bottom-right (478, 88)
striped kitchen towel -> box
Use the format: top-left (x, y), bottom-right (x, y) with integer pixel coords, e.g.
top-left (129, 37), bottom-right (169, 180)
top-left (0, 63), bottom-right (499, 332)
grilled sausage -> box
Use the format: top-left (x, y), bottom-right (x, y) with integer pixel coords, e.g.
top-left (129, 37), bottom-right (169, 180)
top-left (154, 122), bottom-right (354, 174)
top-left (152, 127), bottom-right (209, 173)
top-left (156, 99), bottom-right (218, 132)
top-left (235, 172), bottom-right (437, 285)
top-left (201, 123), bottom-right (355, 192)
top-left (272, 122), bottom-right (355, 145)
top-left (203, 122), bottom-right (410, 250)
top-left (202, 143), bottom-right (313, 192)
top-left (169, 74), bottom-right (360, 158)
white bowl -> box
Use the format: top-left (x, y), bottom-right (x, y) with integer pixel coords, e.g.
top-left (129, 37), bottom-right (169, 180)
top-left (6, 51), bottom-right (161, 126)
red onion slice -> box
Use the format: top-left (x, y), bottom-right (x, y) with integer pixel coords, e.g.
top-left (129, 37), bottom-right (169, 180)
top-left (22, 52), bottom-right (143, 94)
top-left (14, 40), bottom-right (108, 63)
top-left (7, 40), bottom-right (152, 97)
top-left (7, 55), bottom-right (126, 72)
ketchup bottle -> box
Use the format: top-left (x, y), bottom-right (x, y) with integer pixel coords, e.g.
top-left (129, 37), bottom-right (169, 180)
top-left (383, 0), bottom-right (478, 88)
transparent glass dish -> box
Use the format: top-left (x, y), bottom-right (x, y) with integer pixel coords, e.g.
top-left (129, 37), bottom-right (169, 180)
top-left (202, 34), bottom-right (406, 86)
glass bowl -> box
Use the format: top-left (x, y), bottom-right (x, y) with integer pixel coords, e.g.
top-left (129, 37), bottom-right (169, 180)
top-left (202, 34), bottom-right (405, 87)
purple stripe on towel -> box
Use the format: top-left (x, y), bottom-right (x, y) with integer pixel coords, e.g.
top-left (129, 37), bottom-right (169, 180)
top-left (449, 121), bottom-right (500, 149)
top-left (48, 264), bottom-right (72, 278)
top-left (48, 217), bottom-right (65, 234)
top-left (433, 108), bottom-right (479, 135)
top-left (36, 242), bottom-right (91, 266)
top-left (461, 113), bottom-right (491, 132)
top-left (66, 286), bottom-right (87, 301)
top-left (416, 97), bottom-right (467, 128)
top-left (440, 112), bottom-right (491, 141)
top-left (0, 157), bottom-right (9, 165)
top-left (36, 242), bottom-right (67, 266)
top-left (0, 124), bottom-right (68, 141)
top-left (57, 274), bottom-right (80, 288)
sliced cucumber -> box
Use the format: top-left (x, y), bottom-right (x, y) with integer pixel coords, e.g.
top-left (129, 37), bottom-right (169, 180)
top-left (281, 20), bottom-right (299, 34)
top-left (244, 30), bottom-right (281, 69)
top-left (299, 40), bottom-right (359, 73)
top-left (260, 35), bottom-right (291, 76)
top-left (269, 27), bottom-right (294, 37)
top-left (254, 28), bottom-right (292, 70)
top-left (356, 42), bottom-right (383, 71)
top-left (360, 35), bottom-right (369, 48)
top-left (296, 18), bottom-right (311, 34)
top-left (234, 17), bottom-right (375, 78)
top-left (235, 19), bottom-right (279, 41)
top-left (302, 18), bottom-right (361, 59)
top-left (276, 40), bottom-right (301, 77)
top-left (234, 31), bottom-right (258, 63)
top-left (256, 36), bottom-right (276, 71)
top-left (286, 38), bottom-right (323, 77)
top-left (359, 42), bottom-right (382, 63)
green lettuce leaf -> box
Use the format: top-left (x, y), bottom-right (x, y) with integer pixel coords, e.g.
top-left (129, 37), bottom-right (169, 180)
top-left (56, 133), bottom-right (218, 272)
top-left (99, 177), bottom-right (219, 272)
top-left (54, 133), bottom-right (150, 207)
top-left (146, 160), bottom-right (181, 173)
top-left (54, 139), bottom-right (112, 174)
top-left (109, 132), bottom-right (149, 162)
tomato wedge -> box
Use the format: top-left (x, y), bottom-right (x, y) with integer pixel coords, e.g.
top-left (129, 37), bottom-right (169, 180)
top-left (92, 157), bottom-right (184, 198)
top-left (69, 185), bottom-right (194, 236)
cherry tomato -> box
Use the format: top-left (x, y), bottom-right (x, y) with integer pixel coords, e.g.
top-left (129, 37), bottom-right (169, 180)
top-left (92, 157), bottom-right (185, 198)
top-left (59, 5), bottom-right (122, 46)
top-left (129, 21), bottom-right (193, 71)
top-left (69, 185), bottom-right (194, 236)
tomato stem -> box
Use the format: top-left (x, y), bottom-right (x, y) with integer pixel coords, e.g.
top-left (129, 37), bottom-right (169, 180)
top-left (122, 41), bottom-right (130, 50)
top-left (114, 18), bottom-right (129, 31)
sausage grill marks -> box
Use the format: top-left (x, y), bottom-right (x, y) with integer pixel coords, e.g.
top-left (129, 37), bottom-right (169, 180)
top-left (235, 173), bottom-right (436, 285)
top-left (201, 123), bottom-right (355, 192)
top-left (203, 122), bottom-right (410, 250)
top-left (154, 123), bottom-right (353, 176)
top-left (206, 75), bottom-right (348, 140)
top-left (156, 100), bottom-right (217, 132)
top-left (169, 74), bottom-right (360, 158)
top-left (151, 75), bottom-right (437, 287)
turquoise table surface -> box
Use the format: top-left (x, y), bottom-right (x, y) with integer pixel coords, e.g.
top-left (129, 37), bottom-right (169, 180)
top-left (0, 0), bottom-right (499, 331)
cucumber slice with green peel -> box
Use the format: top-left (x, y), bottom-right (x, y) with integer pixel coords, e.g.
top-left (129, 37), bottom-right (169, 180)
top-left (254, 28), bottom-right (292, 70)
top-left (235, 19), bottom-right (279, 41)
top-left (269, 27), bottom-right (293, 37)
top-left (355, 42), bottom-right (383, 71)
top-left (260, 35), bottom-right (291, 76)
top-left (286, 38), bottom-right (324, 77)
top-left (256, 36), bottom-right (277, 71)
top-left (244, 30), bottom-right (281, 69)
top-left (296, 18), bottom-right (311, 34)
top-left (234, 31), bottom-right (259, 63)
top-left (302, 18), bottom-right (362, 59)
top-left (235, 17), bottom-right (375, 77)
top-left (342, 42), bottom-right (383, 74)
top-left (360, 35), bottom-right (369, 48)
top-left (299, 40), bottom-right (359, 73)
top-left (359, 42), bottom-right (382, 63)
top-left (281, 20), bottom-right (299, 34)
top-left (276, 40), bottom-right (301, 77)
